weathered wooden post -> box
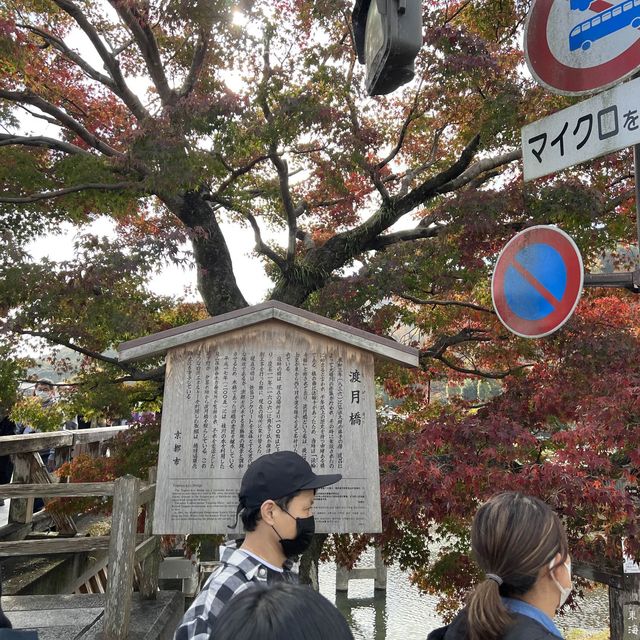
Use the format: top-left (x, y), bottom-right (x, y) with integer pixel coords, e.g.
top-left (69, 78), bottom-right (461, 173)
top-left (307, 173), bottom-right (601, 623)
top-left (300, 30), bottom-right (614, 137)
top-left (139, 467), bottom-right (161, 599)
top-left (8, 453), bottom-right (34, 525)
top-left (104, 474), bottom-right (140, 640)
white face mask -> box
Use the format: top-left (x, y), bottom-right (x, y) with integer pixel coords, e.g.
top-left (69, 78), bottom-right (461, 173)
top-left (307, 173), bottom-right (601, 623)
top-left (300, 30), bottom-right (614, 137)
top-left (549, 559), bottom-right (572, 608)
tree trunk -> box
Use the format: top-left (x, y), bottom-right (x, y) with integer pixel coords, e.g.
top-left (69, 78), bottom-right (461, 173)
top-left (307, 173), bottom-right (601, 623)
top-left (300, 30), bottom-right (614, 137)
top-left (298, 534), bottom-right (328, 590)
top-left (164, 190), bottom-right (248, 316)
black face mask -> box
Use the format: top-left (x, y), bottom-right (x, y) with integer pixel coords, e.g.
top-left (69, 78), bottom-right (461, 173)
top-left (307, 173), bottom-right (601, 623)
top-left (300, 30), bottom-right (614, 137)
top-left (273, 510), bottom-right (315, 558)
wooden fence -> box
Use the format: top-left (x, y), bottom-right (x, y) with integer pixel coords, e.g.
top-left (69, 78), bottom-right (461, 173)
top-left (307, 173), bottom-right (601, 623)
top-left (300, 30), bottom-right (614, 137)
top-left (0, 471), bottom-right (160, 640)
top-left (0, 426), bottom-right (163, 639)
top-left (0, 426), bottom-right (128, 535)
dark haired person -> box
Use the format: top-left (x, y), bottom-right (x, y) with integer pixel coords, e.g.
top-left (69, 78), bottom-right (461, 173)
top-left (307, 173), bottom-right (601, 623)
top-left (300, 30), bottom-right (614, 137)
top-left (174, 451), bottom-right (341, 640)
top-left (212, 582), bottom-right (354, 640)
top-left (428, 492), bottom-right (572, 640)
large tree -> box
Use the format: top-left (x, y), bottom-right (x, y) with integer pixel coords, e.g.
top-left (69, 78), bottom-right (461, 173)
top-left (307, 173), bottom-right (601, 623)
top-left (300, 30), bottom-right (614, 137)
top-left (1, 0), bottom-right (639, 600)
top-left (1, 0), bottom-right (633, 346)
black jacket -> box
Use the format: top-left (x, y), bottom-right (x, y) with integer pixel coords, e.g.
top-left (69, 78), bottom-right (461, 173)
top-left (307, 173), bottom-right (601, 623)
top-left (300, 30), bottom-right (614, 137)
top-left (427, 610), bottom-right (561, 640)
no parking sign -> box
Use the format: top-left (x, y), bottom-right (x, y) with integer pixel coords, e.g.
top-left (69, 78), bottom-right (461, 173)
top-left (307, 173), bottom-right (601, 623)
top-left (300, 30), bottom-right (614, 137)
top-left (491, 226), bottom-right (584, 338)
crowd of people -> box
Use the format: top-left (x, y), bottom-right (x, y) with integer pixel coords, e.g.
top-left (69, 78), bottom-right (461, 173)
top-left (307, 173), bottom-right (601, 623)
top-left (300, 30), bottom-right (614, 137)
top-left (0, 439), bottom-right (574, 639)
top-left (170, 450), bottom-right (572, 640)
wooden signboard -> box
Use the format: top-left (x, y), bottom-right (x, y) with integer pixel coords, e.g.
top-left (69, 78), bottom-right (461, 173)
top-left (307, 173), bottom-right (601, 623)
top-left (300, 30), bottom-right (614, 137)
top-left (118, 301), bottom-right (419, 536)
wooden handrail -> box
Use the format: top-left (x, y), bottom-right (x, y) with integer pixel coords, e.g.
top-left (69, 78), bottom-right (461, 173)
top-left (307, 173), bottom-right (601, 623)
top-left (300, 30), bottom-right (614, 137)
top-left (1, 469), bottom-right (161, 640)
top-left (0, 481), bottom-right (155, 503)
top-left (0, 535), bottom-right (112, 556)
top-left (134, 536), bottom-right (159, 562)
top-left (0, 426), bottom-right (129, 456)
top-left (0, 534), bottom-right (148, 557)
top-left (0, 482), bottom-right (116, 498)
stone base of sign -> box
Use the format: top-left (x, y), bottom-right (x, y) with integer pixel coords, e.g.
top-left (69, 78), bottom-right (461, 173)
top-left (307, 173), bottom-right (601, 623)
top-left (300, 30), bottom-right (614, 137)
top-left (336, 547), bottom-right (387, 593)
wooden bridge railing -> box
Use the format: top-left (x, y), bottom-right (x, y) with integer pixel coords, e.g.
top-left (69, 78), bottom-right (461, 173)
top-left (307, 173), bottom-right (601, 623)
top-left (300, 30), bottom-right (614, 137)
top-left (0, 426), bottom-right (129, 535)
top-left (0, 471), bottom-right (160, 640)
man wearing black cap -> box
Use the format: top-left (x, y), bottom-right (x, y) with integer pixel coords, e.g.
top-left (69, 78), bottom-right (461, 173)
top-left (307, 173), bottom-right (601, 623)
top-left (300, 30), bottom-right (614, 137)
top-left (174, 450), bottom-right (341, 640)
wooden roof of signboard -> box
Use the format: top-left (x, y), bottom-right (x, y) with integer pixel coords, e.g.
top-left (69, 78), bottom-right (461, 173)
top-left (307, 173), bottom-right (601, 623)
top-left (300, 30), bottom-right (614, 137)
top-left (117, 300), bottom-right (419, 367)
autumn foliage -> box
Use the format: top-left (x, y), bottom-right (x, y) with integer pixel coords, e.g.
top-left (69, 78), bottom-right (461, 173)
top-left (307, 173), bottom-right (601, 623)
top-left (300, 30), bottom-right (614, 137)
top-left (0, 0), bottom-right (639, 609)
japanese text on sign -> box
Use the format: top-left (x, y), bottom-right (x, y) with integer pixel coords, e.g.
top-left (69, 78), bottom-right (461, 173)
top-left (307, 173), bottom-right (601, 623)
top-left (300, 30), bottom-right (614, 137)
top-left (154, 323), bottom-right (383, 536)
top-left (522, 76), bottom-right (640, 181)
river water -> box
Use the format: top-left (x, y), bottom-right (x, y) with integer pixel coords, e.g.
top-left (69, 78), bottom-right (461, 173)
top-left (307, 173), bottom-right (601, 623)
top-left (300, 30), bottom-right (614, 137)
top-left (317, 552), bottom-right (609, 640)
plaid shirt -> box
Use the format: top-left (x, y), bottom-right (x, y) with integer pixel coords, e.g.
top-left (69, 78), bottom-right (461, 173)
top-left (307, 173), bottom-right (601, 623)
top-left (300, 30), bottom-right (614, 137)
top-left (173, 542), bottom-right (295, 640)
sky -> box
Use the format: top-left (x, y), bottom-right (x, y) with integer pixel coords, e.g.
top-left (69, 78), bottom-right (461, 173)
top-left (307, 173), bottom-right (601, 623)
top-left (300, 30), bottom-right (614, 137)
top-left (28, 217), bottom-right (277, 305)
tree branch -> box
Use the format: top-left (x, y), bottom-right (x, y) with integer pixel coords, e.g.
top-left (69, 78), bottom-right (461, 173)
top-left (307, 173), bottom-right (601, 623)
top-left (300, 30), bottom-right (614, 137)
top-left (270, 151), bottom-right (298, 264)
top-left (344, 55), bottom-right (390, 203)
top-left (398, 126), bottom-right (446, 197)
top-left (113, 365), bottom-right (165, 383)
top-left (375, 79), bottom-right (424, 170)
top-left (0, 134), bottom-right (92, 156)
top-left (335, 135), bottom-right (481, 251)
top-left (107, 0), bottom-right (176, 106)
top-left (437, 148), bottom-right (521, 193)
top-left (178, 30), bottom-right (210, 98)
top-left (9, 327), bottom-right (121, 367)
top-left (50, 0), bottom-right (149, 120)
top-left (417, 327), bottom-right (533, 378)
top-left (0, 181), bottom-right (142, 204)
top-left (606, 187), bottom-right (634, 211)
top-left (9, 327), bottom-right (163, 382)
top-left (245, 210), bottom-right (287, 271)
top-left (399, 293), bottom-right (495, 314)
top-left (430, 353), bottom-right (533, 379)
top-left (363, 225), bottom-right (443, 250)
top-left (257, 34), bottom-right (298, 265)
top-left (0, 89), bottom-right (124, 157)
top-left (422, 327), bottom-right (493, 359)
top-left (214, 154), bottom-right (271, 195)
top-left (18, 22), bottom-right (115, 89)
top-left (396, 134), bottom-right (482, 215)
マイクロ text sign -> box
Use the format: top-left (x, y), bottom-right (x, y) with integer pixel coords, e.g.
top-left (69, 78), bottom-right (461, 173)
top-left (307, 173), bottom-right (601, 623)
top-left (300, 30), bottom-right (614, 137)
top-left (522, 76), bottom-right (640, 181)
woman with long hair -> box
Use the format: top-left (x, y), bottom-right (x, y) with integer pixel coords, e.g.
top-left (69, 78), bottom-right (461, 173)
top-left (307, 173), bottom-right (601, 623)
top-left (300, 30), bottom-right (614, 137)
top-left (428, 492), bottom-right (572, 640)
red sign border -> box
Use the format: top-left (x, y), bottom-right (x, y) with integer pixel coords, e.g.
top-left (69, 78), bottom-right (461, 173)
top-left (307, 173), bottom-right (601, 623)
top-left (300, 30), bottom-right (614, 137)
top-left (491, 226), bottom-right (584, 338)
top-left (524, 0), bottom-right (640, 95)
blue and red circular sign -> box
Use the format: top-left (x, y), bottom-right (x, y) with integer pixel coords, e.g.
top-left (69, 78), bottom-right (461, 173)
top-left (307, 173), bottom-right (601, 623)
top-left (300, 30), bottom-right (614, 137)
top-left (491, 226), bottom-right (584, 338)
top-left (525, 0), bottom-right (640, 95)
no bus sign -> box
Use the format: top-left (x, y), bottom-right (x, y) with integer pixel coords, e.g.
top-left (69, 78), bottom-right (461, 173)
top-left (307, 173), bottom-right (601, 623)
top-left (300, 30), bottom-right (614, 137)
top-left (524, 0), bottom-right (640, 95)
top-left (491, 226), bottom-right (584, 338)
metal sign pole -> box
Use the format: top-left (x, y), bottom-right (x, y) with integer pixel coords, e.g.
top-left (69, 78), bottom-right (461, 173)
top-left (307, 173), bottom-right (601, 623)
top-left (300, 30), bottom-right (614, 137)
top-left (634, 143), bottom-right (640, 255)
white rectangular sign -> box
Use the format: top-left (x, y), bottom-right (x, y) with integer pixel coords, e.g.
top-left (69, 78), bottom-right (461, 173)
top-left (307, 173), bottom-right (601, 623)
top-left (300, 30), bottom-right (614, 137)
top-left (522, 76), bottom-right (640, 181)
top-left (623, 536), bottom-right (640, 574)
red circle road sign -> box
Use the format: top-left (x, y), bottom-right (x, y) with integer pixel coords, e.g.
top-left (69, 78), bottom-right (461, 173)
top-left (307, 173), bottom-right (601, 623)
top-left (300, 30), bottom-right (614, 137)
top-left (491, 226), bottom-right (584, 338)
top-left (524, 0), bottom-right (640, 95)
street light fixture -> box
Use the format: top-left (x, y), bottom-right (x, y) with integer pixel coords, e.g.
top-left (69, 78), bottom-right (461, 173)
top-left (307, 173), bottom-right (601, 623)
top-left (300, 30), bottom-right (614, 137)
top-left (352, 0), bottom-right (423, 96)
